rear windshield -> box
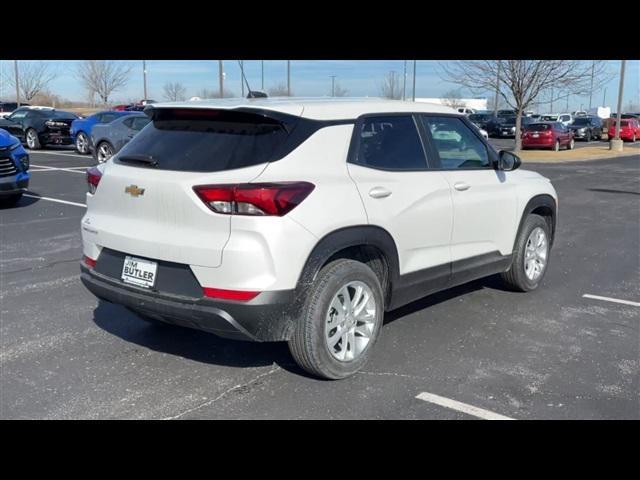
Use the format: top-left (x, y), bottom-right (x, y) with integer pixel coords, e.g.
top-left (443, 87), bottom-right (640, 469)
top-left (116, 108), bottom-right (294, 172)
top-left (572, 118), bottom-right (591, 125)
top-left (526, 124), bottom-right (552, 131)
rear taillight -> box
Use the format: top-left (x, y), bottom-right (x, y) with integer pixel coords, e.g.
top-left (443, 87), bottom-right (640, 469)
top-left (83, 255), bottom-right (97, 268)
top-left (193, 182), bottom-right (315, 216)
top-left (203, 287), bottom-right (259, 301)
top-left (86, 167), bottom-right (102, 194)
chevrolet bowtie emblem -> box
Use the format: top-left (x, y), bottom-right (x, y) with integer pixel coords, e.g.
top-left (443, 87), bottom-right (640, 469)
top-left (125, 185), bottom-right (145, 197)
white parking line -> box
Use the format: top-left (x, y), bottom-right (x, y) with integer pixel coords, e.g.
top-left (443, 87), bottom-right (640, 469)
top-left (28, 151), bottom-right (91, 160)
top-left (23, 194), bottom-right (86, 208)
top-left (416, 392), bottom-right (515, 420)
top-left (582, 294), bottom-right (640, 308)
top-left (29, 165), bottom-right (88, 174)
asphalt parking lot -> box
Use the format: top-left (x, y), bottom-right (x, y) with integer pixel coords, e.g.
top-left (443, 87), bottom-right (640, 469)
top-left (1, 147), bottom-right (639, 419)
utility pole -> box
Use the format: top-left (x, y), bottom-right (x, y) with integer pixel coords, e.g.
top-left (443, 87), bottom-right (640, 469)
top-left (402, 60), bottom-right (407, 101)
top-left (330, 75), bottom-right (336, 97)
top-left (566, 93), bottom-right (569, 111)
top-left (614, 60), bottom-right (626, 141)
top-left (142, 60), bottom-right (148, 101)
top-left (602, 87), bottom-right (607, 108)
top-left (240, 60), bottom-right (245, 97)
top-left (412, 60), bottom-right (416, 102)
top-left (261, 60), bottom-right (264, 90)
top-left (493, 61), bottom-right (501, 117)
top-left (287, 60), bottom-right (291, 97)
top-left (14, 60), bottom-right (20, 107)
top-left (218, 61), bottom-right (224, 98)
top-left (588, 60), bottom-right (595, 109)
top-left (550, 87), bottom-right (554, 114)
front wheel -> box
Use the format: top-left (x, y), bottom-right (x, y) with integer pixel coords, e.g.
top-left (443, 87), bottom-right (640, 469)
top-left (75, 132), bottom-right (89, 154)
top-left (567, 138), bottom-right (575, 150)
top-left (26, 129), bottom-right (41, 150)
top-left (585, 131), bottom-right (592, 142)
top-left (288, 259), bottom-right (384, 379)
top-left (501, 214), bottom-right (550, 292)
top-left (553, 140), bottom-right (560, 151)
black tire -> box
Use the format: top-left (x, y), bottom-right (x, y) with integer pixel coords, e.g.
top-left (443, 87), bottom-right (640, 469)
top-left (75, 132), bottom-right (89, 154)
top-left (567, 138), bottom-right (575, 150)
top-left (25, 128), bottom-right (41, 150)
top-left (585, 131), bottom-right (592, 142)
top-left (96, 141), bottom-right (114, 163)
top-left (288, 259), bottom-right (384, 380)
top-left (1, 193), bottom-right (23, 206)
top-left (501, 214), bottom-right (551, 292)
top-left (553, 140), bottom-right (560, 151)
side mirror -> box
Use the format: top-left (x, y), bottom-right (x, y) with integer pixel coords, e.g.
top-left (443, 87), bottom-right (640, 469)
top-left (498, 150), bottom-right (521, 171)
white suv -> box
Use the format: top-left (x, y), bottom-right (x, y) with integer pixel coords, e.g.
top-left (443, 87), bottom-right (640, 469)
top-left (80, 98), bottom-right (558, 379)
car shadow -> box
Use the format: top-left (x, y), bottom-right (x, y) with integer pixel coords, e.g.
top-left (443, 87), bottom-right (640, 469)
top-left (0, 194), bottom-right (39, 210)
top-left (92, 274), bottom-right (512, 377)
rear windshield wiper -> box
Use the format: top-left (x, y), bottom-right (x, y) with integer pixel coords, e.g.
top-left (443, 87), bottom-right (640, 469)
top-left (118, 154), bottom-right (158, 167)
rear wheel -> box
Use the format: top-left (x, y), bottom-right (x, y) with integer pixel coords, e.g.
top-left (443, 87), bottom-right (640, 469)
top-left (585, 131), bottom-right (592, 142)
top-left (96, 142), bottom-right (114, 163)
top-left (501, 214), bottom-right (550, 292)
top-left (26, 129), bottom-right (41, 150)
top-left (553, 140), bottom-right (560, 151)
top-left (567, 138), bottom-right (575, 150)
top-left (288, 259), bottom-right (384, 379)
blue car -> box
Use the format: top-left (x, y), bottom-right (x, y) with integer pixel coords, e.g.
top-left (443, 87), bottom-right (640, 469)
top-left (70, 110), bottom-right (137, 154)
top-left (0, 129), bottom-right (30, 205)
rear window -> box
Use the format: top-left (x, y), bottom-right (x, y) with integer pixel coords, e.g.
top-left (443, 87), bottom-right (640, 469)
top-left (526, 124), bottom-right (552, 131)
top-left (116, 109), bottom-right (294, 172)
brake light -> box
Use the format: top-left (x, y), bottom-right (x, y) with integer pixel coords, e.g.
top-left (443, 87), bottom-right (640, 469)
top-left (86, 166), bottom-right (102, 194)
top-left (83, 255), bottom-right (97, 268)
top-left (193, 182), bottom-right (315, 216)
top-left (202, 287), bottom-right (260, 301)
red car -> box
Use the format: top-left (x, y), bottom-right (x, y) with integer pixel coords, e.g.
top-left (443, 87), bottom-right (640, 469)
top-left (522, 122), bottom-right (575, 151)
top-left (608, 119), bottom-right (640, 142)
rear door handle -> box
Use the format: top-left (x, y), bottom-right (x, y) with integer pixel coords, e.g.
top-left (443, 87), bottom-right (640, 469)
top-left (454, 182), bottom-right (471, 191)
top-left (369, 186), bottom-right (392, 198)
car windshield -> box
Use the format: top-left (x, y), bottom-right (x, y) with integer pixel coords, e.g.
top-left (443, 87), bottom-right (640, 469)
top-left (468, 114), bottom-right (490, 122)
top-left (541, 115), bottom-right (558, 121)
top-left (572, 118), bottom-right (591, 125)
top-left (52, 110), bottom-right (78, 119)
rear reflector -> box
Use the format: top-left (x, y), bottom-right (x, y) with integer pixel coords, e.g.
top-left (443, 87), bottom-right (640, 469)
top-left (83, 255), bottom-right (97, 268)
top-left (202, 287), bottom-right (260, 301)
top-left (194, 182), bottom-right (315, 216)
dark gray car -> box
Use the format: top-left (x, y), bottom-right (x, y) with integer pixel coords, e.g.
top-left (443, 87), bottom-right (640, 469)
top-left (90, 113), bottom-right (151, 163)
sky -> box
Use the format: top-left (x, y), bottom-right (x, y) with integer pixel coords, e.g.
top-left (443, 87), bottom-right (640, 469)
top-left (0, 60), bottom-right (638, 112)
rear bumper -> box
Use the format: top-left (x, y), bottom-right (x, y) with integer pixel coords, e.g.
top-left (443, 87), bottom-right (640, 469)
top-left (0, 173), bottom-right (29, 196)
top-left (80, 264), bottom-right (302, 342)
top-left (41, 132), bottom-right (73, 145)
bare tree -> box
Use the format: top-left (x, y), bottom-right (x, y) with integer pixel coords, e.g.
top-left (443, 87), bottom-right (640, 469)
top-left (331, 80), bottom-right (348, 97)
top-left (163, 81), bottom-right (187, 101)
top-left (196, 88), bottom-right (234, 98)
top-left (4, 61), bottom-right (57, 102)
top-left (268, 83), bottom-right (292, 97)
top-left (76, 61), bottom-right (132, 105)
top-left (441, 89), bottom-right (466, 109)
top-left (441, 60), bottom-right (612, 150)
top-left (380, 72), bottom-right (402, 100)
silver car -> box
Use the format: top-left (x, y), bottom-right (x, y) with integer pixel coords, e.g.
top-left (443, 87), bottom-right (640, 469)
top-left (90, 113), bottom-right (151, 163)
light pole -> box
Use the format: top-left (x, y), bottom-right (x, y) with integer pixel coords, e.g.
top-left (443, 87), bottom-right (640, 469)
top-left (142, 60), bottom-right (148, 101)
top-left (610, 60), bottom-right (626, 151)
top-left (287, 60), bottom-right (291, 97)
top-left (493, 61), bottom-right (501, 117)
top-left (218, 60), bottom-right (224, 98)
top-left (412, 60), bottom-right (416, 102)
top-left (261, 60), bottom-right (264, 90)
top-left (14, 60), bottom-right (20, 107)
top-left (588, 60), bottom-right (595, 109)
top-left (402, 60), bottom-right (407, 101)
top-left (330, 75), bottom-right (336, 97)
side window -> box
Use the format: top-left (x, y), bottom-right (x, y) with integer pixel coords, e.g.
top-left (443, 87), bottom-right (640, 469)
top-left (122, 117), bottom-right (135, 128)
top-left (131, 117), bottom-right (151, 131)
top-left (9, 110), bottom-right (28, 121)
top-left (94, 114), bottom-right (104, 123)
top-left (353, 115), bottom-right (428, 170)
top-left (101, 113), bottom-right (119, 123)
top-left (422, 116), bottom-right (490, 170)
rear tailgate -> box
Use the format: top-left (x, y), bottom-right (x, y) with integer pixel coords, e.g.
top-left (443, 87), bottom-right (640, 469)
top-left (84, 106), bottom-right (302, 268)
